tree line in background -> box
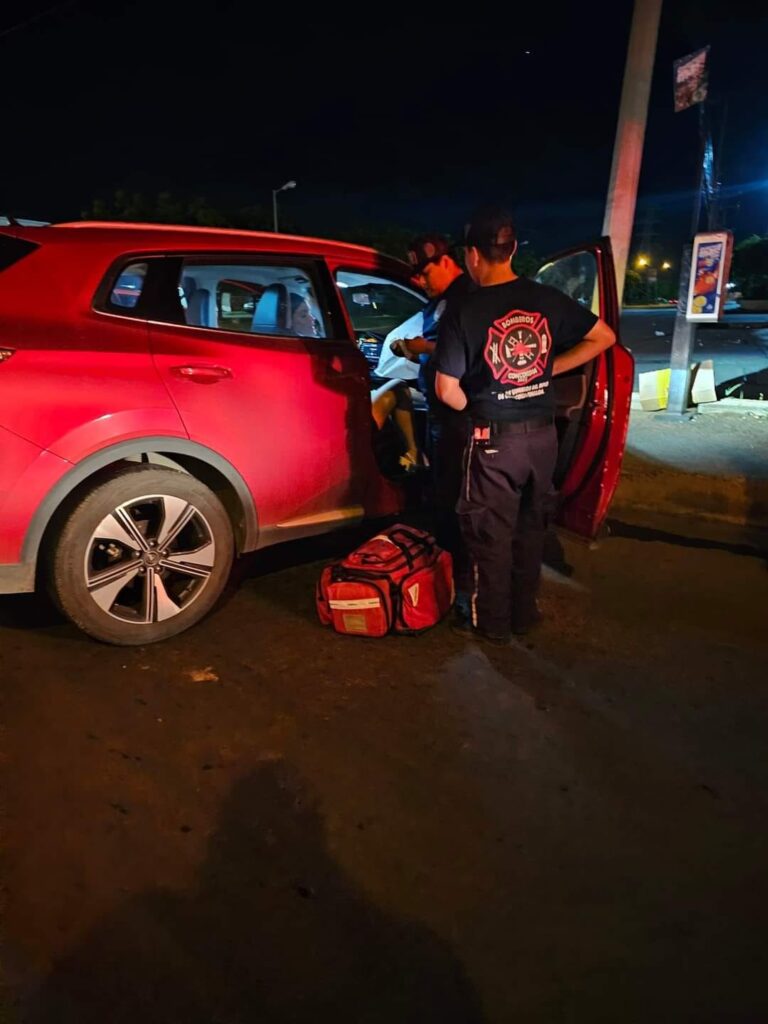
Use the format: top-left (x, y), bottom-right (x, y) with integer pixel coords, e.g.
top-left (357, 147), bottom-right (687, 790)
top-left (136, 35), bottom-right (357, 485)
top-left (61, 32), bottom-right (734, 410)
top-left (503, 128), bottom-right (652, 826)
top-left (622, 235), bottom-right (768, 306)
top-left (80, 190), bottom-right (543, 277)
top-left (731, 236), bottom-right (768, 300)
top-left (622, 267), bottom-right (675, 305)
top-left (81, 191), bottom-right (768, 303)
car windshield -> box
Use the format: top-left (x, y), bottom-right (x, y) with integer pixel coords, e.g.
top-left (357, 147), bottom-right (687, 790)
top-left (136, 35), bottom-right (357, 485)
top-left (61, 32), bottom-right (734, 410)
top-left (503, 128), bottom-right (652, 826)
top-left (336, 271), bottom-right (425, 335)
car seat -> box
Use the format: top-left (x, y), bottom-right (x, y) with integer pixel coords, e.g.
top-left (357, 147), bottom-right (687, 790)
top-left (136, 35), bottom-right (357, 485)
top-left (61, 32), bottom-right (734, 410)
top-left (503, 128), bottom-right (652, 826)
top-left (252, 283), bottom-right (289, 334)
top-left (183, 276), bottom-right (214, 328)
top-left (111, 271), bottom-right (144, 308)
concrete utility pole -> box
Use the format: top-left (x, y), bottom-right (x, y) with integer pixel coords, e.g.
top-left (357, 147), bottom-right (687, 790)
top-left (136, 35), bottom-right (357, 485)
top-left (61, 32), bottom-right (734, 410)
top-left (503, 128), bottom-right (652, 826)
top-left (602, 0), bottom-right (663, 304)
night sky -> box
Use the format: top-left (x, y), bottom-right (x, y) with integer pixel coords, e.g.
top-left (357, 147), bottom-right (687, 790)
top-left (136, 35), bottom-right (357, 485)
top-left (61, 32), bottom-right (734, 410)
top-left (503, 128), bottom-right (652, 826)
top-left (2, 0), bottom-right (767, 256)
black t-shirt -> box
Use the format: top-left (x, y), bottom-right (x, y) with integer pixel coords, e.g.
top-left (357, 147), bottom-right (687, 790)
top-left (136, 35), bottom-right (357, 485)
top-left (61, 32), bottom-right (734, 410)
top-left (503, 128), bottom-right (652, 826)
top-left (420, 272), bottom-right (475, 408)
top-left (433, 277), bottom-right (598, 422)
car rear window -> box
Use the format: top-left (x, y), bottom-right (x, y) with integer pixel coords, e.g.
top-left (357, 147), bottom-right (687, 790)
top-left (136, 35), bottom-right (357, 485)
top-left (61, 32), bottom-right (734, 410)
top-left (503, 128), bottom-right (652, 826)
top-left (108, 262), bottom-right (148, 310)
top-left (0, 235), bottom-right (39, 272)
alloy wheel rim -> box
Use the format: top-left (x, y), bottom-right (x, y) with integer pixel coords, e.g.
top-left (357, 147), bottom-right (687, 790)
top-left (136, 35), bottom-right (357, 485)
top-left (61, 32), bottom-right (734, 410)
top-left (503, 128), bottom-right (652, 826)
top-left (84, 493), bottom-right (216, 624)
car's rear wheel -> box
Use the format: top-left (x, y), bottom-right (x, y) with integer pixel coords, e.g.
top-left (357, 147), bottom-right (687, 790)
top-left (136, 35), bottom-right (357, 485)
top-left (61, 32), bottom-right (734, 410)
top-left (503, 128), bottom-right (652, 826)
top-left (49, 465), bottom-right (234, 645)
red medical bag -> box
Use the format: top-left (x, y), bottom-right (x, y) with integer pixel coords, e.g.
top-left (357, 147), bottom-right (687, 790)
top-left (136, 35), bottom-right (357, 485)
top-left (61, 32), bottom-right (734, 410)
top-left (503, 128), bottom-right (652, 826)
top-left (316, 524), bottom-right (453, 637)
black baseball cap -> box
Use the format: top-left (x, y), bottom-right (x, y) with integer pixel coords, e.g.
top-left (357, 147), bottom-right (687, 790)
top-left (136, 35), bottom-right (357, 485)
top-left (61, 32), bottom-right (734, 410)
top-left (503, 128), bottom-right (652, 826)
top-left (461, 206), bottom-right (516, 249)
top-left (406, 234), bottom-right (455, 275)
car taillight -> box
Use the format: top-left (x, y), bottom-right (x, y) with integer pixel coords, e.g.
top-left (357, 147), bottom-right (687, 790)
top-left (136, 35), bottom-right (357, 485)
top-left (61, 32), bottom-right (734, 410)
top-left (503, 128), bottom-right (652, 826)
top-left (0, 348), bottom-right (14, 362)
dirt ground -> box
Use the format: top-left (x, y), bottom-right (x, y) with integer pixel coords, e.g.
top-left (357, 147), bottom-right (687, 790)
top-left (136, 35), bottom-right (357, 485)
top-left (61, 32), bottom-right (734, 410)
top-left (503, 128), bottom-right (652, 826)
top-left (2, 519), bottom-right (768, 1023)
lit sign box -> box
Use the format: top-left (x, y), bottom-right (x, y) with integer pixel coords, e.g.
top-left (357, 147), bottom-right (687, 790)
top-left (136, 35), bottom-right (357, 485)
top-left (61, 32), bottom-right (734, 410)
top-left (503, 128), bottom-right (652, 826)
top-left (686, 231), bottom-right (733, 322)
top-left (674, 46), bottom-right (709, 113)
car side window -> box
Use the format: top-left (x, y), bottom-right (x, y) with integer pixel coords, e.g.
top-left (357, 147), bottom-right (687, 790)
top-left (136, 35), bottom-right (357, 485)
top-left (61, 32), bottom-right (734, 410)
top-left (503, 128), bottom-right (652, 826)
top-left (180, 260), bottom-right (327, 339)
top-left (335, 270), bottom-right (425, 339)
top-left (535, 251), bottom-right (599, 315)
top-left (108, 262), bottom-right (148, 310)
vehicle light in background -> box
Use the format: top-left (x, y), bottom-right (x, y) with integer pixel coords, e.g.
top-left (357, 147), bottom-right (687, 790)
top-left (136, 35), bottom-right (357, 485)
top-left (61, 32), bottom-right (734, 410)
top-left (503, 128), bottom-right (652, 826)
top-left (0, 348), bottom-right (15, 362)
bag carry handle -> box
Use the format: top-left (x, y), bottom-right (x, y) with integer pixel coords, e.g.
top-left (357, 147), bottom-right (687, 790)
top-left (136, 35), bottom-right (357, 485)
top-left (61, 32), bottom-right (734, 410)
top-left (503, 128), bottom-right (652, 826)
top-left (388, 526), bottom-right (436, 555)
top-left (364, 530), bottom-right (420, 569)
top-left (381, 533), bottom-right (415, 569)
top-left (353, 527), bottom-right (436, 571)
top-left (357, 534), bottom-right (409, 568)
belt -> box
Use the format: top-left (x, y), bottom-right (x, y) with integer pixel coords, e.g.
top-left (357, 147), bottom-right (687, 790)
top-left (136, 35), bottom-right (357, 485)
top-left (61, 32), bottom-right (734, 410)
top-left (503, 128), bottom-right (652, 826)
top-left (472, 416), bottom-right (553, 436)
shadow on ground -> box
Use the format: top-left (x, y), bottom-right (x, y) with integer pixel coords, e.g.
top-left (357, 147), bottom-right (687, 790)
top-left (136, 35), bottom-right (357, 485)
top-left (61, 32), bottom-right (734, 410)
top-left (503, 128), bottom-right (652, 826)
top-left (717, 366), bottom-right (768, 401)
top-left (0, 593), bottom-right (68, 634)
top-left (22, 760), bottom-right (484, 1024)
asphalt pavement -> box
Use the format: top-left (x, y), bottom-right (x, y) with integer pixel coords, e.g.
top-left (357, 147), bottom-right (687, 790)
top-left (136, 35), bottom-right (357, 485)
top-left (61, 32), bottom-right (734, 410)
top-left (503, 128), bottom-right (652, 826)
top-left (621, 307), bottom-right (768, 395)
top-left (3, 521), bottom-right (768, 1023)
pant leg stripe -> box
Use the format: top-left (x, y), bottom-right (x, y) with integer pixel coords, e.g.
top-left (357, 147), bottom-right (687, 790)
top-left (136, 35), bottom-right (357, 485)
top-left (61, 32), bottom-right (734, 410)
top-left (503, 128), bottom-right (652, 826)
top-left (471, 559), bottom-right (479, 627)
top-left (465, 436), bottom-right (475, 502)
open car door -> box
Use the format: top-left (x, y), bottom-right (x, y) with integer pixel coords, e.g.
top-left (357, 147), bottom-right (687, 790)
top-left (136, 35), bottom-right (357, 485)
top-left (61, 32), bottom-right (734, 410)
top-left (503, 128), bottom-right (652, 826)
top-left (535, 237), bottom-right (634, 540)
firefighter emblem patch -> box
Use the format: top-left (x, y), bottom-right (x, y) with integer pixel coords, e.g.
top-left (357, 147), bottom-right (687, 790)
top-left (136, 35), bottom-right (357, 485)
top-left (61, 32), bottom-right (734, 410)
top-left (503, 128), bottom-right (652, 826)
top-left (484, 310), bottom-right (551, 386)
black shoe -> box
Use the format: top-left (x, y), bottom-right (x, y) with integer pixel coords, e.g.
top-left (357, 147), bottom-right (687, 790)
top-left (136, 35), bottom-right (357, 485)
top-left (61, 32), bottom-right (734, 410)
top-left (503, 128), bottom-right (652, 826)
top-left (452, 603), bottom-right (470, 628)
top-left (451, 619), bottom-right (511, 647)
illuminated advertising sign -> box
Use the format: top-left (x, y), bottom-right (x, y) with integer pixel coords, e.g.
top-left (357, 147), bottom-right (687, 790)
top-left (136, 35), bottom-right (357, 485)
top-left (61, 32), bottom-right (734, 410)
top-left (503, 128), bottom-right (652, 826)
top-left (686, 231), bottom-right (733, 322)
top-left (674, 47), bottom-right (709, 113)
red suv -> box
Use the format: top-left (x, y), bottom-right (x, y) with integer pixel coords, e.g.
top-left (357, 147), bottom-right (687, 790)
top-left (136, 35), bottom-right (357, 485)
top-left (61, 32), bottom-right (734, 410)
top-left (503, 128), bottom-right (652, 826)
top-left (0, 222), bottom-right (633, 645)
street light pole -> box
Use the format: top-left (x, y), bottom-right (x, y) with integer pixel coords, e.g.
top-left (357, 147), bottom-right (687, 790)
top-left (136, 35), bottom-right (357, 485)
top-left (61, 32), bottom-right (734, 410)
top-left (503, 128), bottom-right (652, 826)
top-left (272, 180), bottom-right (297, 233)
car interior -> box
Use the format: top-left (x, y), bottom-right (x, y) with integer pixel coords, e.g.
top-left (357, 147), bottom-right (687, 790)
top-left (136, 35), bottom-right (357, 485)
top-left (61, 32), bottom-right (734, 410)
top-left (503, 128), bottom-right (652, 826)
top-left (336, 271), bottom-right (426, 353)
top-left (337, 261), bottom-right (603, 488)
top-left (110, 263), bottom-right (147, 308)
top-left (176, 263), bottom-right (326, 336)
top-left (107, 255), bottom-right (602, 488)
top-left (536, 251), bottom-right (603, 487)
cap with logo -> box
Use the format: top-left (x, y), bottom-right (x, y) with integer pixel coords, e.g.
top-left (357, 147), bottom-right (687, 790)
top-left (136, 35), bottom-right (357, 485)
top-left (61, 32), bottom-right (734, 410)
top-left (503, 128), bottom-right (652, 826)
top-left (406, 234), bottom-right (455, 276)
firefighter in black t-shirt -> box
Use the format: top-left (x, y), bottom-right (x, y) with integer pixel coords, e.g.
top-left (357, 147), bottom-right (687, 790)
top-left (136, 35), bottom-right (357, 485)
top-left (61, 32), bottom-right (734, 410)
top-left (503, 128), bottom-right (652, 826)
top-left (401, 236), bottom-right (474, 604)
top-left (433, 207), bottom-right (616, 645)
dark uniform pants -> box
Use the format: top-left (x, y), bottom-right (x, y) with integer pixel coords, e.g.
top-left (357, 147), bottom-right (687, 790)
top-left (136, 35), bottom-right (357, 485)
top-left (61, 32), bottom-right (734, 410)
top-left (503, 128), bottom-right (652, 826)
top-left (428, 408), bottom-right (468, 559)
top-left (457, 422), bottom-right (558, 636)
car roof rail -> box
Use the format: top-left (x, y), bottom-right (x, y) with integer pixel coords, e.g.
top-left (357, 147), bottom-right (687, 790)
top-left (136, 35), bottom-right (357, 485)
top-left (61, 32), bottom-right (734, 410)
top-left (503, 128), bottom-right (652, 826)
top-left (0, 215), bottom-right (51, 227)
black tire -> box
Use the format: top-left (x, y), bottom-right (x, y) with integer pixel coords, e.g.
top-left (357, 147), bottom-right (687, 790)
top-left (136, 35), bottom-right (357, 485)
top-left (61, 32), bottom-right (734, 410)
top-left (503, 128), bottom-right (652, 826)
top-left (48, 465), bottom-right (234, 645)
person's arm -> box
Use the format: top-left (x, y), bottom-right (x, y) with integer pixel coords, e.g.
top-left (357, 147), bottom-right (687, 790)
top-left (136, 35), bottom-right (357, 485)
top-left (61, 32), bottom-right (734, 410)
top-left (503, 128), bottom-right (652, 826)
top-left (433, 304), bottom-right (467, 408)
top-left (435, 372), bottom-right (468, 411)
top-left (405, 337), bottom-right (436, 356)
top-left (391, 336), bottom-right (436, 359)
top-left (552, 318), bottom-right (615, 376)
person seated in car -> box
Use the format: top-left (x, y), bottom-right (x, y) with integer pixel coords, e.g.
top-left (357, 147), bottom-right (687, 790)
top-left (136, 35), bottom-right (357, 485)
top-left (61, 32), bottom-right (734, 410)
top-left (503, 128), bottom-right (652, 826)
top-left (370, 378), bottom-right (421, 474)
top-left (374, 235), bottom-right (473, 497)
top-left (366, 238), bottom-right (467, 477)
top-left (289, 290), bottom-right (418, 473)
top-left (289, 292), bottom-right (319, 337)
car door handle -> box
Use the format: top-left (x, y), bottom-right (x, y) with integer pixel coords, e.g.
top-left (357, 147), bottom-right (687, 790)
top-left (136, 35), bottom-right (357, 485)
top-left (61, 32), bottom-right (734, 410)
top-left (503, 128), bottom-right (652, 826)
top-left (170, 365), bottom-right (233, 384)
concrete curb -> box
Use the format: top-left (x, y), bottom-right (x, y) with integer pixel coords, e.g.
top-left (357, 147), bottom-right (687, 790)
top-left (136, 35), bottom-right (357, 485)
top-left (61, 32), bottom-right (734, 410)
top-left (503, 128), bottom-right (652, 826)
top-left (630, 393), bottom-right (768, 417)
top-left (698, 398), bottom-right (768, 417)
top-left (613, 451), bottom-right (768, 529)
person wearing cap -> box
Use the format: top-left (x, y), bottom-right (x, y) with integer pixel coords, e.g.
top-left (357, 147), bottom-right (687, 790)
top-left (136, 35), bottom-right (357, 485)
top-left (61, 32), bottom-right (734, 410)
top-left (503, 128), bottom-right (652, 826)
top-left (390, 235), bottom-right (471, 394)
top-left (433, 207), bottom-right (616, 645)
top-left (378, 235), bottom-right (474, 596)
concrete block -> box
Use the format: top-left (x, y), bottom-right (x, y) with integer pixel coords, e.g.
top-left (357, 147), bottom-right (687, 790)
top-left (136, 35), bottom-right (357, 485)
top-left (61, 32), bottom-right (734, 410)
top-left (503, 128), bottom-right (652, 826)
top-left (638, 368), bottom-right (671, 411)
top-left (691, 360), bottom-right (717, 404)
